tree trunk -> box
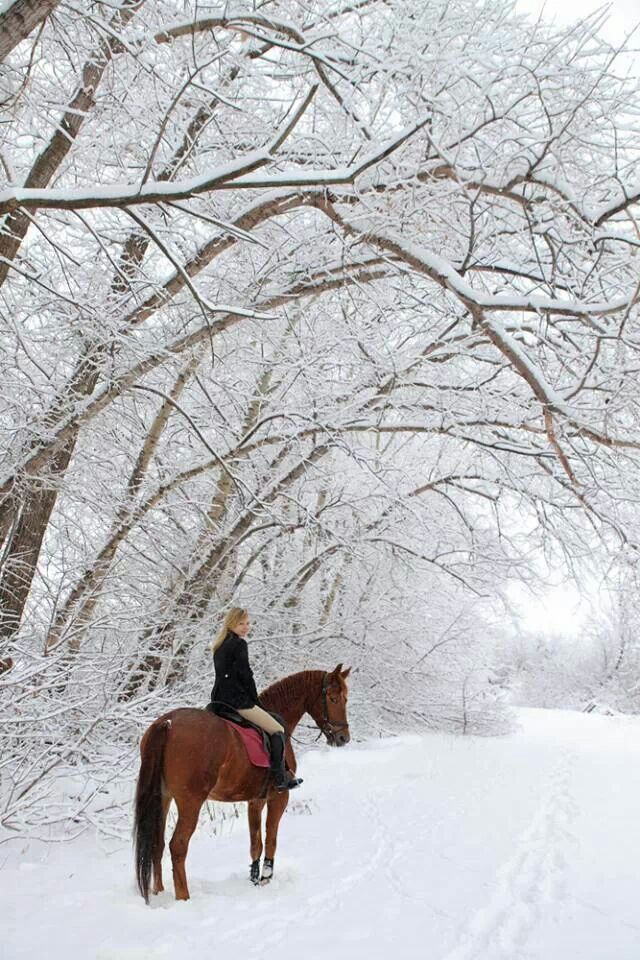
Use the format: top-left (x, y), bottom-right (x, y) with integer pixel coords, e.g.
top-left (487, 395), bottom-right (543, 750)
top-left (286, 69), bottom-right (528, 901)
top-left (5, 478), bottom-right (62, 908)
top-left (0, 0), bottom-right (60, 63)
top-left (45, 356), bottom-right (200, 653)
top-left (0, 77), bottom-right (221, 646)
top-left (0, 0), bottom-right (144, 286)
top-left (0, 449), bottom-right (68, 643)
top-left (0, 350), bottom-right (113, 646)
top-left (122, 444), bottom-right (330, 698)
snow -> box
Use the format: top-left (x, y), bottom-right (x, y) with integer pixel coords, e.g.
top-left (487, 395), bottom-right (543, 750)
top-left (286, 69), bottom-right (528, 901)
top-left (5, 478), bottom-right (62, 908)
top-left (4, 709), bottom-right (640, 959)
top-left (0, 118), bottom-right (429, 212)
top-left (154, 11), bottom-right (305, 45)
top-left (389, 235), bottom-right (629, 318)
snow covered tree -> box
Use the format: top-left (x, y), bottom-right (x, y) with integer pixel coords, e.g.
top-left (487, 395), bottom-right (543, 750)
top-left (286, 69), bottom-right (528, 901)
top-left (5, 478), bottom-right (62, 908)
top-left (1, 0), bottom-right (640, 835)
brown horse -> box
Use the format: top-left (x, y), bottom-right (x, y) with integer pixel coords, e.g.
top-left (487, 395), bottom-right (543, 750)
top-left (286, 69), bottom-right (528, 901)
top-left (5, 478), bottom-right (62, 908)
top-left (133, 664), bottom-right (351, 901)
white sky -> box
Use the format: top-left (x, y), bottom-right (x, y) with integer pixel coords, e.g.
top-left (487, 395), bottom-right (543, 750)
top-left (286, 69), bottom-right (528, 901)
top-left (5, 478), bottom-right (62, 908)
top-left (508, 581), bottom-right (591, 637)
top-left (515, 0), bottom-right (640, 56)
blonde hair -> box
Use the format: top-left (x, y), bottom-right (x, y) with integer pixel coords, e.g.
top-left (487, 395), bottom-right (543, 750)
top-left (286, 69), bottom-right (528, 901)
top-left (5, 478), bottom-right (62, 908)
top-left (211, 607), bottom-right (248, 653)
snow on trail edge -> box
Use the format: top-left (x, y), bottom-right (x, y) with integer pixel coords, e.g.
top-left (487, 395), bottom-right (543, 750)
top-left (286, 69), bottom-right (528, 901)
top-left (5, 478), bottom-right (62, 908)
top-left (4, 709), bottom-right (640, 960)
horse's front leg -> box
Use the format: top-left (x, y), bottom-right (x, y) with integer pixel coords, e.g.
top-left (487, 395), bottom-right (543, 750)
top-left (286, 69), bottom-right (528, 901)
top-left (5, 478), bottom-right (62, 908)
top-left (261, 790), bottom-right (289, 883)
top-left (247, 798), bottom-right (266, 885)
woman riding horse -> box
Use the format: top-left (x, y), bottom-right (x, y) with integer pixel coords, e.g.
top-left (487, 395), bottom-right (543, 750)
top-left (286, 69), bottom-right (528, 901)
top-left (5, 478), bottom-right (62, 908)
top-left (210, 607), bottom-right (302, 791)
top-left (134, 660), bottom-right (352, 899)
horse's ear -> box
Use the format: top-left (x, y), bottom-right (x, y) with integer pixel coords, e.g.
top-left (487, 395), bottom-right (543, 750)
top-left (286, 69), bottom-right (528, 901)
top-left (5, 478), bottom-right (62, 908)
top-left (341, 666), bottom-right (351, 678)
top-left (333, 662), bottom-right (343, 676)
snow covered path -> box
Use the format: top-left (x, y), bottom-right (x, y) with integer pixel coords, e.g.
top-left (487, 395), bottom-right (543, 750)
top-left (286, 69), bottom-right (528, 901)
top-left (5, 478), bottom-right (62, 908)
top-left (4, 709), bottom-right (640, 959)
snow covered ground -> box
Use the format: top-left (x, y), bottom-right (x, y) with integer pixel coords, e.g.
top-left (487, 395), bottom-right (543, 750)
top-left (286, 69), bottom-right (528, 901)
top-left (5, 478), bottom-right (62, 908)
top-left (4, 709), bottom-right (640, 960)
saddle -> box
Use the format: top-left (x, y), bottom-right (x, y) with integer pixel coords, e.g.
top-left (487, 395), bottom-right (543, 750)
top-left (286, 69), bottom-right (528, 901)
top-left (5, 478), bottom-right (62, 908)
top-left (205, 701), bottom-right (278, 768)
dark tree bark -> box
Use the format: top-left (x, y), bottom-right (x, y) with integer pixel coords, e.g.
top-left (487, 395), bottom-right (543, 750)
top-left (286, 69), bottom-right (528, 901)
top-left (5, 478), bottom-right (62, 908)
top-left (0, 0), bottom-right (60, 63)
top-left (0, 74), bottom-right (220, 647)
top-left (0, 0), bottom-right (143, 287)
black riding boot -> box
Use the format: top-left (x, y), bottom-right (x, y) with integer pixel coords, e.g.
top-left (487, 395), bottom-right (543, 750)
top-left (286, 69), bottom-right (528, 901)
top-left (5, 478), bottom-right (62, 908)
top-left (269, 732), bottom-right (303, 791)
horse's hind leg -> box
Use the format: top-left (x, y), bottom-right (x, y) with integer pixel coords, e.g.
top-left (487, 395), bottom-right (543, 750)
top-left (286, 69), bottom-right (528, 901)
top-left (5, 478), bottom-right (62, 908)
top-left (169, 796), bottom-right (202, 900)
top-left (247, 798), bottom-right (266, 885)
top-left (152, 792), bottom-right (172, 895)
top-left (261, 791), bottom-right (289, 883)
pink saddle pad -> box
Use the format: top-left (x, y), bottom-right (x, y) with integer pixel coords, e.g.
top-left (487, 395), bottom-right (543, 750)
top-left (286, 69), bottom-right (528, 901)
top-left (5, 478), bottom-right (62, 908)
top-left (222, 719), bottom-right (270, 768)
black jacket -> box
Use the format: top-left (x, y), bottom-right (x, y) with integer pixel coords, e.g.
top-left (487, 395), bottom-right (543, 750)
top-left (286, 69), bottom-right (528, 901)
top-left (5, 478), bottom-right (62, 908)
top-left (210, 631), bottom-right (261, 709)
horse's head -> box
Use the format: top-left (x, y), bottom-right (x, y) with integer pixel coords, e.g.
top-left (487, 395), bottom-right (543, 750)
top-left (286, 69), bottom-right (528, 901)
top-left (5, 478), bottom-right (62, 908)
top-left (309, 664), bottom-right (351, 747)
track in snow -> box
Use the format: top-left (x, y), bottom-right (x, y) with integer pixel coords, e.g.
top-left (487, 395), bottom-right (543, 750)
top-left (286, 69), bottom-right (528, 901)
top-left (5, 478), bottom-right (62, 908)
top-left (4, 709), bottom-right (640, 960)
top-left (442, 750), bottom-right (579, 960)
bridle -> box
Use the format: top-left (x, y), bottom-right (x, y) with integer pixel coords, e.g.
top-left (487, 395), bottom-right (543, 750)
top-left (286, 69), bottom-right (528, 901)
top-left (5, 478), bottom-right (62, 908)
top-left (319, 672), bottom-right (350, 741)
top-left (289, 671), bottom-right (350, 745)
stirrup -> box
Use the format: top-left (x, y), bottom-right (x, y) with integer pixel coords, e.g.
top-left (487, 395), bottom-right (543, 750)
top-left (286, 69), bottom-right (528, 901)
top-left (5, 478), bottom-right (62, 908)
top-left (275, 773), bottom-right (303, 791)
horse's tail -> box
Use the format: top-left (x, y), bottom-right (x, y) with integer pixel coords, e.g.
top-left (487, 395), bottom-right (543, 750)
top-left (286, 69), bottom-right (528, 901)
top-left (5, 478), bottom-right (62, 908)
top-left (133, 717), bottom-right (170, 903)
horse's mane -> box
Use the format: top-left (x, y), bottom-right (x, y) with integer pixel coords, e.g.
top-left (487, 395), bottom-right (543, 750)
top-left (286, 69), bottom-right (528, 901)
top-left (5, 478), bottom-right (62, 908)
top-left (260, 669), bottom-right (323, 710)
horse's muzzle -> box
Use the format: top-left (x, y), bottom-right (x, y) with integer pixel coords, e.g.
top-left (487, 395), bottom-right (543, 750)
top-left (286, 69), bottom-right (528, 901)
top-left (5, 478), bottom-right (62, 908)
top-left (330, 730), bottom-right (350, 747)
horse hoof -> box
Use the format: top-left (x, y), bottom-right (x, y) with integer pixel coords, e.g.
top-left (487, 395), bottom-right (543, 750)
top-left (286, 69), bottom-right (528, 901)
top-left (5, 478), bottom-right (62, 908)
top-left (261, 857), bottom-right (274, 884)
